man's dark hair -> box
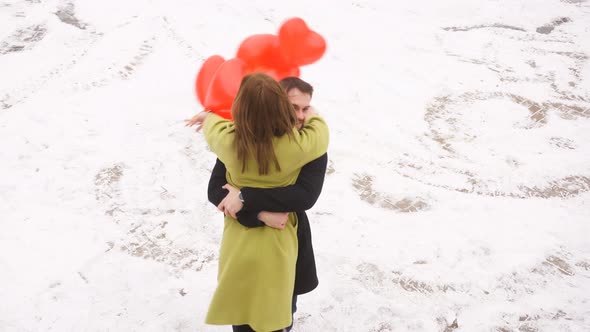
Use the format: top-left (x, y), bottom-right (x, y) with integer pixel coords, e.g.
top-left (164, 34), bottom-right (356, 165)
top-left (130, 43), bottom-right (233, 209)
top-left (279, 76), bottom-right (314, 96)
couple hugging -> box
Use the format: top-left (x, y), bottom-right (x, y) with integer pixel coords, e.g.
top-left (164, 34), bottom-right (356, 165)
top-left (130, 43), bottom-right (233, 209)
top-left (186, 73), bottom-right (329, 332)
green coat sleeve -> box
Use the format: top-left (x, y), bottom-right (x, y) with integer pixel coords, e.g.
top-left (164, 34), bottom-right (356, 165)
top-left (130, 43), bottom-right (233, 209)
top-left (289, 115), bottom-right (330, 169)
top-left (202, 113), bottom-right (235, 164)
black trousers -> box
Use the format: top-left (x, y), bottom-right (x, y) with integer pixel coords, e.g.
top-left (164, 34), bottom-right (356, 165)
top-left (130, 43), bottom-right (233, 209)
top-left (232, 295), bottom-right (298, 332)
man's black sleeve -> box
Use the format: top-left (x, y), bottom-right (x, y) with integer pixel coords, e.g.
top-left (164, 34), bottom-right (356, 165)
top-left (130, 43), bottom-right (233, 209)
top-left (207, 158), bottom-right (264, 227)
top-left (240, 153), bottom-right (328, 212)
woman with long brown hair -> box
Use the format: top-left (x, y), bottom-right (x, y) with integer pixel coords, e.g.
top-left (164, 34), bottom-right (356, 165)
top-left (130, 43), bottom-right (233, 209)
top-left (196, 73), bottom-right (329, 331)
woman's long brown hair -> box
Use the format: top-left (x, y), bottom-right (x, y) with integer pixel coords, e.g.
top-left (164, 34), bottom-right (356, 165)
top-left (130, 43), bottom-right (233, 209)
top-left (231, 73), bottom-right (297, 175)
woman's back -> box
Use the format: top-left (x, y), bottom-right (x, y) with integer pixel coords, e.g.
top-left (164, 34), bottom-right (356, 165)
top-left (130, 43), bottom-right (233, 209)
top-left (204, 113), bottom-right (329, 189)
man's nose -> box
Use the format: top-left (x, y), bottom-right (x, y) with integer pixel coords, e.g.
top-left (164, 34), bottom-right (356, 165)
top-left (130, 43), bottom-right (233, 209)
top-left (296, 110), bottom-right (305, 120)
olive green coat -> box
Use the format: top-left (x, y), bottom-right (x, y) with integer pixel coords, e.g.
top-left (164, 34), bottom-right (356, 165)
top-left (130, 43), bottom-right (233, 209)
top-left (203, 113), bottom-right (329, 332)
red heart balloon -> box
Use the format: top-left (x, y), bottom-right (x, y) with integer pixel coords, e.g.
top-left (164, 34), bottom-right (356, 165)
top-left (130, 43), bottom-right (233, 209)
top-left (237, 34), bottom-right (291, 70)
top-left (214, 108), bottom-right (232, 120)
top-left (279, 18), bottom-right (326, 66)
top-left (195, 55), bottom-right (225, 106)
top-left (204, 58), bottom-right (247, 116)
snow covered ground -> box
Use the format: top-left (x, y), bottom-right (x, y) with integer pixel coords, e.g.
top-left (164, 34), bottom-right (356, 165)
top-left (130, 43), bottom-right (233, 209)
top-left (1, 0), bottom-right (589, 331)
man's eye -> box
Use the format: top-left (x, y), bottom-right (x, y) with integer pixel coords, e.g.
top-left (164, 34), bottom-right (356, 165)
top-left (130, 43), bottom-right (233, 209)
top-left (303, 107), bottom-right (310, 112)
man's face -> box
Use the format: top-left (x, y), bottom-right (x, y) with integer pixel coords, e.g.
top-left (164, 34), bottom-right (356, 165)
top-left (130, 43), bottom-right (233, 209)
top-left (287, 88), bottom-right (312, 130)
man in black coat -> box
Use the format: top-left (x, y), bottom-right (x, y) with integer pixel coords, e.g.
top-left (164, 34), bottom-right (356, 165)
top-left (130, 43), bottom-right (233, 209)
top-left (206, 77), bottom-right (327, 332)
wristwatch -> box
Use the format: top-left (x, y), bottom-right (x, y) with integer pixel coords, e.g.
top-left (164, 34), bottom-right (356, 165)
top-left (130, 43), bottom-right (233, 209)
top-left (238, 191), bottom-right (244, 203)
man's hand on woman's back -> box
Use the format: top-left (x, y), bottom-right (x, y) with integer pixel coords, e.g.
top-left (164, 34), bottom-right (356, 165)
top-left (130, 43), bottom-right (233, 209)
top-left (258, 211), bottom-right (289, 230)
